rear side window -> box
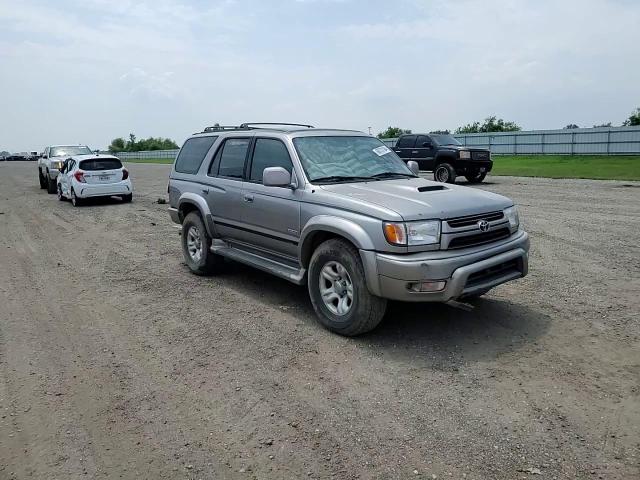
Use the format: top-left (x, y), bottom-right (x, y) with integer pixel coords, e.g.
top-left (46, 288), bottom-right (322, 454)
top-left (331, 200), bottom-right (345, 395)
top-left (175, 136), bottom-right (218, 174)
top-left (218, 138), bottom-right (250, 178)
top-left (250, 138), bottom-right (292, 182)
top-left (80, 158), bottom-right (122, 170)
top-left (397, 135), bottom-right (416, 148)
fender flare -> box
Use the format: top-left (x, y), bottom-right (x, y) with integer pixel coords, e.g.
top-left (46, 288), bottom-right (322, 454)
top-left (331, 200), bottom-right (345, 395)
top-left (177, 193), bottom-right (216, 237)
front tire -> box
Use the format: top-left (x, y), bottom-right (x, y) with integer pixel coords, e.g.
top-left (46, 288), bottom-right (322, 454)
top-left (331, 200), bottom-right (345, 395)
top-left (46, 173), bottom-right (57, 193)
top-left (434, 163), bottom-right (456, 184)
top-left (308, 239), bottom-right (387, 336)
top-left (181, 212), bottom-right (223, 275)
top-left (465, 171), bottom-right (487, 184)
top-left (38, 169), bottom-right (47, 189)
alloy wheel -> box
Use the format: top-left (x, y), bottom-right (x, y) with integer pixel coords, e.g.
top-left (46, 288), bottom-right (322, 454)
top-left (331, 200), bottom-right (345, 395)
top-left (319, 261), bottom-right (354, 316)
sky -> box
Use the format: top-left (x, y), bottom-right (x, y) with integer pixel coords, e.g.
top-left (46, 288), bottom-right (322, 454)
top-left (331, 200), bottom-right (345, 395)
top-left (1, 0), bottom-right (639, 152)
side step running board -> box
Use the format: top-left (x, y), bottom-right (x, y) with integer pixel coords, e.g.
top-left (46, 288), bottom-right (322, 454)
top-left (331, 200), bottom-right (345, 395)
top-left (211, 240), bottom-right (307, 285)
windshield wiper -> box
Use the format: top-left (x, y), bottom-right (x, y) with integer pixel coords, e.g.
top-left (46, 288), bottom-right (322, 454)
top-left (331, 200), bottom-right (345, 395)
top-left (311, 175), bottom-right (375, 184)
top-left (371, 172), bottom-right (417, 179)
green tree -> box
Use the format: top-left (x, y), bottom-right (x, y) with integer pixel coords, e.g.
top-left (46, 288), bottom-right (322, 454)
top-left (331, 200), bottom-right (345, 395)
top-left (377, 126), bottom-right (412, 139)
top-left (593, 122), bottom-right (612, 128)
top-left (623, 108), bottom-right (640, 126)
top-left (564, 124), bottom-right (579, 129)
top-left (429, 129), bottom-right (450, 134)
top-left (455, 116), bottom-right (521, 134)
top-left (108, 137), bottom-right (126, 153)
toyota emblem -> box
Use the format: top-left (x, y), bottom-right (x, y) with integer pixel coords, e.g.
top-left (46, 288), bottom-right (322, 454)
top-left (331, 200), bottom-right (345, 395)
top-left (477, 220), bottom-right (490, 232)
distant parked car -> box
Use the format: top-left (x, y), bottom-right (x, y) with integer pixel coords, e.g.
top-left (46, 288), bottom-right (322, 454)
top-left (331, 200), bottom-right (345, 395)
top-left (56, 154), bottom-right (132, 206)
top-left (393, 133), bottom-right (492, 184)
top-left (38, 145), bottom-right (94, 193)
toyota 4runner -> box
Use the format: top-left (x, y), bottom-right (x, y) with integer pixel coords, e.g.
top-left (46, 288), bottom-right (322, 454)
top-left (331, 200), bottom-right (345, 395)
top-left (168, 123), bottom-right (529, 336)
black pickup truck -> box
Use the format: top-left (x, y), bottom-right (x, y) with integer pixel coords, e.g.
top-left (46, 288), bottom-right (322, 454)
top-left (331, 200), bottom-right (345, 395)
top-left (392, 133), bottom-right (492, 184)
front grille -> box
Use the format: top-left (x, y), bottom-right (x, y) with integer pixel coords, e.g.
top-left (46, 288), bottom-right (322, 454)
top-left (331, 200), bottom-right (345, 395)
top-left (446, 211), bottom-right (504, 229)
top-left (471, 151), bottom-right (490, 161)
top-left (466, 259), bottom-right (520, 288)
top-left (447, 227), bottom-right (511, 249)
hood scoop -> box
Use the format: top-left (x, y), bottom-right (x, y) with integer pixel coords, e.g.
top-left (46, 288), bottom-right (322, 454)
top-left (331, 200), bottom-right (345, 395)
top-left (417, 185), bottom-right (448, 192)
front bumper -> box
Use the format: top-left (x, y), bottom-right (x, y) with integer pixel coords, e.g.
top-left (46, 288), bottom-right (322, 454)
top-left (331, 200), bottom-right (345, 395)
top-left (77, 180), bottom-right (132, 198)
top-left (361, 230), bottom-right (529, 302)
top-left (454, 159), bottom-right (493, 174)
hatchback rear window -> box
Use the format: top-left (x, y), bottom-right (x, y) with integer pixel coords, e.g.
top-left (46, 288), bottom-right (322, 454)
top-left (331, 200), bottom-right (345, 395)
top-left (175, 136), bottom-right (218, 174)
top-left (79, 158), bottom-right (123, 170)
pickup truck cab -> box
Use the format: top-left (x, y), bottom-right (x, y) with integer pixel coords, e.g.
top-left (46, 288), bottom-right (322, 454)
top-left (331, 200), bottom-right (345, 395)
top-left (393, 133), bottom-right (492, 184)
top-left (168, 123), bottom-right (528, 336)
top-left (38, 145), bottom-right (93, 193)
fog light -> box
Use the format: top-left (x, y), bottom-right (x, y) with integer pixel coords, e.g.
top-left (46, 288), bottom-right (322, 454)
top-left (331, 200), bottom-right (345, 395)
top-left (408, 280), bottom-right (446, 293)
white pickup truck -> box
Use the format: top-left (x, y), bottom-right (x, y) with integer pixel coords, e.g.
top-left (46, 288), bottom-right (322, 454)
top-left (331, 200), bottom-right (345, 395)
top-left (38, 145), bottom-right (93, 193)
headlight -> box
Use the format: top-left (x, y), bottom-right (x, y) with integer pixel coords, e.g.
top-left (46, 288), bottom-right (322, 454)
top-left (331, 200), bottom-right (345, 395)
top-left (504, 206), bottom-right (520, 230)
top-left (383, 220), bottom-right (441, 246)
top-left (459, 150), bottom-right (471, 159)
top-left (51, 161), bottom-right (63, 169)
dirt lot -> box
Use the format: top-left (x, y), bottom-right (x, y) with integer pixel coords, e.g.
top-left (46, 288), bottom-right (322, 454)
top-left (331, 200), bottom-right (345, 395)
top-left (0, 161), bottom-right (638, 479)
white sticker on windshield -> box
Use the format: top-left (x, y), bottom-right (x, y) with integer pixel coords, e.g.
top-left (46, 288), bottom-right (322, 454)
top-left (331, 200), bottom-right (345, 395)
top-left (373, 145), bottom-right (391, 156)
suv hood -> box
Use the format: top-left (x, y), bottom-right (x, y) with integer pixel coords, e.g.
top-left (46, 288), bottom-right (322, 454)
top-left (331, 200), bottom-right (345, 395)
top-left (319, 177), bottom-right (512, 221)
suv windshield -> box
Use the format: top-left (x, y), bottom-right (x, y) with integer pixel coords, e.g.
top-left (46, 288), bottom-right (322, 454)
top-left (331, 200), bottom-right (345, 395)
top-left (293, 136), bottom-right (415, 183)
top-left (430, 135), bottom-right (461, 146)
top-left (50, 146), bottom-right (92, 157)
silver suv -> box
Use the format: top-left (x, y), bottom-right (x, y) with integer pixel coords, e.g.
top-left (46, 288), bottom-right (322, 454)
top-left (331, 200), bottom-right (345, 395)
top-left (168, 123), bottom-right (529, 336)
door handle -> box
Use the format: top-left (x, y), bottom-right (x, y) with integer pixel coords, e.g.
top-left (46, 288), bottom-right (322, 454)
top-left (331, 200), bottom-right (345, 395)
top-left (412, 150), bottom-right (419, 154)
top-left (243, 194), bottom-right (254, 203)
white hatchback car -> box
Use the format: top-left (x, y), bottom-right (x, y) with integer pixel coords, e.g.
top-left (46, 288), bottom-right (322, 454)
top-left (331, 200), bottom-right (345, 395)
top-left (56, 154), bottom-right (133, 206)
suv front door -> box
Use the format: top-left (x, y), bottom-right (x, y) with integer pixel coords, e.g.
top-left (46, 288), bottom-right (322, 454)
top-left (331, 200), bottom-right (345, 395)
top-left (413, 135), bottom-right (436, 170)
top-left (241, 137), bottom-right (301, 263)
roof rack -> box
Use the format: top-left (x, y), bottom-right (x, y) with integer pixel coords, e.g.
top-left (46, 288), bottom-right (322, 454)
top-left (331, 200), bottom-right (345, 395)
top-left (202, 125), bottom-right (244, 132)
top-left (239, 122), bottom-right (315, 129)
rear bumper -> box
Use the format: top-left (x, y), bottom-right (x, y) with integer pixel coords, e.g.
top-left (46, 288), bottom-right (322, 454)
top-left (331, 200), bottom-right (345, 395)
top-left (77, 180), bottom-right (132, 198)
top-left (361, 230), bottom-right (529, 302)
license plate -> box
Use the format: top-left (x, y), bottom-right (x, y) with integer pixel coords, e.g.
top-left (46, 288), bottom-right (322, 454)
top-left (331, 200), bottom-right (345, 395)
top-left (99, 175), bottom-right (110, 180)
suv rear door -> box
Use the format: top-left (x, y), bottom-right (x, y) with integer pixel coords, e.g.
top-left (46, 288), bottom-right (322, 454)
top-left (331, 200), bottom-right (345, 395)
top-left (203, 136), bottom-right (251, 241)
top-left (240, 137), bottom-right (301, 262)
top-left (393, 135), bottom-right (416, 161)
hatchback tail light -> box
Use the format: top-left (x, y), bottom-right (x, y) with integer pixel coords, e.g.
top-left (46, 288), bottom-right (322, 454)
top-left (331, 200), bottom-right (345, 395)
top-left (74, 170), bottom-right (86, 183)
top-left (122, 168), bottom-right (129, 180)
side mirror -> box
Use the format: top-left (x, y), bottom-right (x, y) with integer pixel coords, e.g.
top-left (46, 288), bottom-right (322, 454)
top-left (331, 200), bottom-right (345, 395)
top-left (263, 167), bottom-right (292, 188)
top-left (407, 161), bottom-right (420, 176)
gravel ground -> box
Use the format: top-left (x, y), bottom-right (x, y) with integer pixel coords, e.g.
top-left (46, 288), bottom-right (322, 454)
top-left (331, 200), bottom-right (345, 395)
top-left (0, 161), bottom-right (638, 480)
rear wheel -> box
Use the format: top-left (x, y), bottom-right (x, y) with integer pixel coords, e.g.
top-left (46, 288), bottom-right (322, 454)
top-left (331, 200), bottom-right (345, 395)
top-left (71, 189), bottom-right (83, 207)
top-left (465, 171), bottom-right (487, 184)
top-left (434, 163), bottom-right (456, 184)
top-left (181, 212), bottom-right (223, 275)
top-left (46, 173), bottom-right (57, 194)
top-left (308, 238), bottom-right (387, 336)
top-left (122, 194), bottom-right (132, 203)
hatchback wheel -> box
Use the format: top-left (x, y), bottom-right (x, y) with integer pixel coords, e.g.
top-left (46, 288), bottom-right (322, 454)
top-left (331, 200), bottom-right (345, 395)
top-left (308, 238), bottom-right (387, 336)
top-left (181, 212), bottom-right (223, 275)
top-left (122, 194), bottom-right (133, 203)
top-left (434, 163), bottom-right (456, 184)
top-left (71, 189), bottom-right (83, 207)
